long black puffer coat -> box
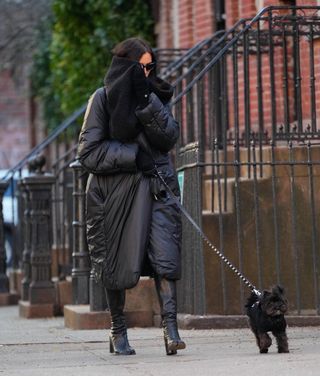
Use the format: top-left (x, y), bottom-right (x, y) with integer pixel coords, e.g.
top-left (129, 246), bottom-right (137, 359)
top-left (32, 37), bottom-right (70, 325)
top-left (77, 86), bottom-right (182, 290)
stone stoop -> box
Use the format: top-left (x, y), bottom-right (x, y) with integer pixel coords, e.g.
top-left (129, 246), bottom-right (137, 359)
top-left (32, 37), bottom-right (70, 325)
top-left (64, 277), bottom-right (159, 329)
top-left (204, 145), bottom-right (275, 181)
top-left (63, 305), bottom-right (156, 330)
top-left (202, 145), bottom-right (277, 214)
top-left (201, 163), bottom-right (320, 314)
top-left (203, 144), bottom-right (320, 196)
top-left (202, 177), bottom-right (235, 213)
top-left (201, 142), bottom-right (317, 218)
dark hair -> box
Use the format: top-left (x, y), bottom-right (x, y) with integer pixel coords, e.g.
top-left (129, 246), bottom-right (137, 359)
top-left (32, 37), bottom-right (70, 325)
top-left (112, 37), bottom-right (155, 62)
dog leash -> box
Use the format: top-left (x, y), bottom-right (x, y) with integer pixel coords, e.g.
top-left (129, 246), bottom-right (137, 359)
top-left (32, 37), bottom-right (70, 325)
top-left (156, 170), bottom-right (262, 297)
top-left (136, 132), bottom-right (261, 297)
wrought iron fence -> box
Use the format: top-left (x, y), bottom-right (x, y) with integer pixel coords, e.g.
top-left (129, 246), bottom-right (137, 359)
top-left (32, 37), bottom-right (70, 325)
top-left (173, 5), bottom-right (320, 315)
top-left (174, 6), bottom-right (320, 145)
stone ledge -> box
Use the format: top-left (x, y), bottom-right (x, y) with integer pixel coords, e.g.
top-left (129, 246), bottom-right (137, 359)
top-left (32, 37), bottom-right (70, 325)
top-left (64, 305), bottom-right (110, 330)
top-left (286, 316), bottom-right (320, 327)
top-left (0, 292), bottom-right (19, 306)
top-left (64, 305), bottom-right (154, 330)
top-left (177, 314), bottom-right (248, 329)
top-left (174, 314), bottom-right (320, 330)
top-left (19, 300), bottom-right (55, 318)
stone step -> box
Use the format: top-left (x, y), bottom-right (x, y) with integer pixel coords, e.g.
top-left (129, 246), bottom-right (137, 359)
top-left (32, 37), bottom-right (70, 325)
top-left (203, 144), bottom-right (320, 181)
top-left (203, 146), bottom-right (274, 179)
top-left (202, 177), bottom-right (235, 213)
top-left (201, 142), bottom-right (320, 214)
top-left (201, 167), bottom-right (319, 314)
top-left (63, 277), bottom-right (158, 329)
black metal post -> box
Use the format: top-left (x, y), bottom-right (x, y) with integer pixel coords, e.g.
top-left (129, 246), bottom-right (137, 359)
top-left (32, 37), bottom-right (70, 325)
top-left (177, 144), bottom-right (206, 315)
top-left (19, 180), bottom-right (31, 301)
top-left (12, 175), bottom-right (25, 271)
top-left (70, 160), bottom-right (90, 305)
top-left (23, 161), bottom-right (55, 305)
top-left (0, 181), bottom-right (10, 293)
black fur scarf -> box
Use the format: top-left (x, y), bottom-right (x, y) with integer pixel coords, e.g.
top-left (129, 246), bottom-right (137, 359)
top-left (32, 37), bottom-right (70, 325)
top-left (104, 56), bottom-right (173, 141)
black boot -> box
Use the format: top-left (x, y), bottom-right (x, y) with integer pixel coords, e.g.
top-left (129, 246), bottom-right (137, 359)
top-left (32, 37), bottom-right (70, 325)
top-left (106, 289), bottom-right (136, 355)
top-left (154, 276), bottom-right (186, 355)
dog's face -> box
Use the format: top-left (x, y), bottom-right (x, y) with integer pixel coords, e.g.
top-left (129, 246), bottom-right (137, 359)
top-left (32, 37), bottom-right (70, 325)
top-left (260, 285), bottom-right (288, 317)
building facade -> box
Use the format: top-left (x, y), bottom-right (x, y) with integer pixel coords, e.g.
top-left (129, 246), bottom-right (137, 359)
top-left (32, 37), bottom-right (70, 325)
top-left (155, 0), bottom-right (317, 48)
top-left (0, 0), bottom-right (48, 170)
top-left (153, 0), bottom-right (320, 315)
top-left (155, 0), bottom-right (320, 136)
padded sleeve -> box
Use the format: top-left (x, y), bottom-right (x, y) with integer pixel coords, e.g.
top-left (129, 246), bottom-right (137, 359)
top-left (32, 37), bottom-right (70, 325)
top-left (77, 88), bottom-right (138, 174)
top-left (135, 93), bottom-right (179, 153)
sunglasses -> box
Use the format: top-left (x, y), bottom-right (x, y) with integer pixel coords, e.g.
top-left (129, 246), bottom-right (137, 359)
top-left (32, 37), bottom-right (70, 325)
top-left (140, 62), bottom-right (156, 71)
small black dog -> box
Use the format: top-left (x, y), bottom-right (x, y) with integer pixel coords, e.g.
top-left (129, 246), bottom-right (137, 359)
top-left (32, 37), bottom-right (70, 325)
top-left (245, 285), bottom-right (289, 353)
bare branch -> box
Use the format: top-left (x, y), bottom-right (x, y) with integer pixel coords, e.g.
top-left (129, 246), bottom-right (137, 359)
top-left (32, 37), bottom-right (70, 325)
top-left (0, 0), bottom-right (52, 81)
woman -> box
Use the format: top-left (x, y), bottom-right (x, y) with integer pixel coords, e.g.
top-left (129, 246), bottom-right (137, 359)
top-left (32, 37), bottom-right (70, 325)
top-left (77, 37), bottom-right (185, 356)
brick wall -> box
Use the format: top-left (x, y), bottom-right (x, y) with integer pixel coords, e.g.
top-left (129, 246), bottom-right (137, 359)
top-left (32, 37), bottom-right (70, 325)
top-left (157, 0), bottom-right (320, 135)
top-left (179, 0), bottom-right (195, 47)
top-left (0, 70), bottom-right (30, 169)
top-left (225, 0), bottom-right (239, 29)
top-left (157, 0), bottom-right (174, 48)
top-left (239, 0), bottom-right (257, 18)
top-left (194, 0), bottom-right (214, 42)
top-left (155, 0), bottom-right (214, 48)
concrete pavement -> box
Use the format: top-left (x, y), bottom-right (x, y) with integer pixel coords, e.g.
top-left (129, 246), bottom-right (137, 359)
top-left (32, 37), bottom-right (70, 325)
top-left (0, 305), bottom-right (319, 376)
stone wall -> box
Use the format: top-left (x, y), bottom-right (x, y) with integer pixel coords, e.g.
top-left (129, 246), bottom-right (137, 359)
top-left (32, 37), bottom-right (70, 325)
top-left (203, 145), bottom-right (320, 314)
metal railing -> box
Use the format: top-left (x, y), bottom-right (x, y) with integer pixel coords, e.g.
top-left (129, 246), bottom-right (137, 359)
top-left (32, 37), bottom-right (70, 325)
top-left (173, 5), bottom-right (320, 315)
top-left (173, 6), bottom-right (320, 145)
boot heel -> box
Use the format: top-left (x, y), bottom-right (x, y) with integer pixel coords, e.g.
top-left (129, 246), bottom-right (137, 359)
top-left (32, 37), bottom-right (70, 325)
top-left (109, 333), bottom-right (136, 355)
top-left (164, 336), bottom-right (177, 355)
top-left (109, 336), bottom-right (114, 354)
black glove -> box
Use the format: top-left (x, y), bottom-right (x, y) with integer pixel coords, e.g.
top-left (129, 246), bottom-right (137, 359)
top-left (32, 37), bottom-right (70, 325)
top-left (150, 176), bottom-right (166, 200)
top-left (136, 148), bottom-right (156, 176)
top-left (132, 64), bottom-right (149, 108)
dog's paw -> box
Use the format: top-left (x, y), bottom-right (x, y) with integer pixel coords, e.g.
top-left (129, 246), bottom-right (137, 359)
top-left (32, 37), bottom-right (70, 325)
top-left (278, 348), bottom-right (289, 353)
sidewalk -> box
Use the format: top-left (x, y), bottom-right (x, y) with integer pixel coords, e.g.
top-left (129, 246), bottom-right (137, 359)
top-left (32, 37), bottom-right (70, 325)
top-left (0, 305), bottom-right (319, 376)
